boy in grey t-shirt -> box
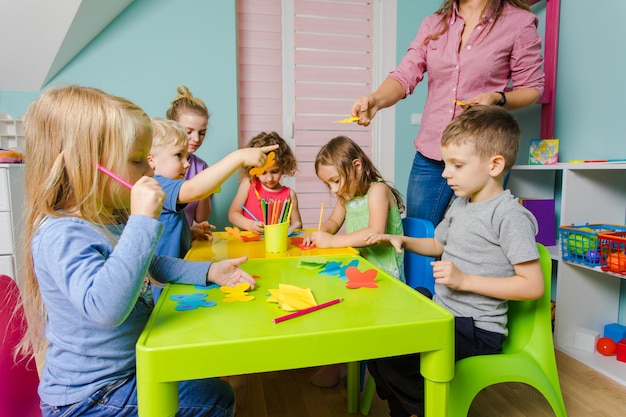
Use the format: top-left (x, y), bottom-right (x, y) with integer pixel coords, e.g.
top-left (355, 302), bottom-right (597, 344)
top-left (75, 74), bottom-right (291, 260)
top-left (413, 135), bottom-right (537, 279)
top-left (365, 105), bottom-right (544, 417)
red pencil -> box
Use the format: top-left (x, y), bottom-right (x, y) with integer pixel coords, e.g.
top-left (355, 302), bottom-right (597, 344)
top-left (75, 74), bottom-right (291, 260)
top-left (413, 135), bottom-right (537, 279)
top-left (273, 298), bottom-right (343, 324)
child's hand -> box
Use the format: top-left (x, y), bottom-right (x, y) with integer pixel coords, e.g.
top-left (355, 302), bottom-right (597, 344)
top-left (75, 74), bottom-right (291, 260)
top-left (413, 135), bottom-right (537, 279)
top-left (208, 256), bottom-right (256, 290)
top-left (365, 233), bottom-right (403, 253)
top-left (249, 220), bottom-right (265, 235)
top-left (238, 144), bottom-right (279, 167)
top-left (431, 260), bottom-right (465, 291)
top-left (191, 222), bottom-right (216, 241)
top-left (131, 176), bottom-right (165, 219)
top-left (308, 231), bottom-right (333, 248)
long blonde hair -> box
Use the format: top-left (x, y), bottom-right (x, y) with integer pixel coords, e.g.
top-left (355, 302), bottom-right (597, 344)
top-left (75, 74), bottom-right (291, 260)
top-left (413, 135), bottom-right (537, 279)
top-left (17, 85), bottom-right (152, 357)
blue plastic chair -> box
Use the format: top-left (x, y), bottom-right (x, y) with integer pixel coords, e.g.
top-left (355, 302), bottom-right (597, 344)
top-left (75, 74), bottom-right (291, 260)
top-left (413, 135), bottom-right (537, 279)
top-left (401, 217), bottom-right (435, 293)
top-left (352, 217), bottom-right (435, 414)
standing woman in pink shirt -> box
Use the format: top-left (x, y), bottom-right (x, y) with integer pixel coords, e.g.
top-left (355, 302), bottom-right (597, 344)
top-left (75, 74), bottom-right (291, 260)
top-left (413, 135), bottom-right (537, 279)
top-left (352, 0), bottom-right (544, 227)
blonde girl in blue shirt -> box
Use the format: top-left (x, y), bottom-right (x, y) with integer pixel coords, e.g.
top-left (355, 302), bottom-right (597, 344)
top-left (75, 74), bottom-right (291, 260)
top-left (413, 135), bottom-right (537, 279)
top-left (17, 85), bottom-right (257, 417)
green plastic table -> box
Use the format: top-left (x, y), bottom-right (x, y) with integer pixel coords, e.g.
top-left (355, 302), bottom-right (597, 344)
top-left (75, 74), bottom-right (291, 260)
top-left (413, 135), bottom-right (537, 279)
top-left (185, 228), bottom-right (359, 261)
top-left (136, 255), bottom-right (454, 417)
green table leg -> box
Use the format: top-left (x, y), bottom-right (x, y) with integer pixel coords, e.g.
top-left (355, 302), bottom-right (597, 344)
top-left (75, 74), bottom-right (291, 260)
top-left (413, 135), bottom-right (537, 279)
top-left (346, 361), bottom-right (360, 413)
top-left (137, 380), bottom-right (178, 417)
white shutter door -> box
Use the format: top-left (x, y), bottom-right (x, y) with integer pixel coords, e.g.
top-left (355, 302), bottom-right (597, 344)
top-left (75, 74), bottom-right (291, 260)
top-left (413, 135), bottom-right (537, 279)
top-left (292, 0), bottom-right (373, 228)
top-left (237, 0), bottom-right (374, 228)
top-left (237, 0), bottom-right (284, 144)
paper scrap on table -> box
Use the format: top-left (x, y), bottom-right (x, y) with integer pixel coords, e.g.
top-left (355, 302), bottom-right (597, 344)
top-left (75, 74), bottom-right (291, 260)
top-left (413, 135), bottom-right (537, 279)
top-left (267, 284), bottom-right (317, 311)
top-left (297, 257), bottom-right (327, 269)
top-left (169, 293), bottom-right (217, 311)
top-left (223, 226), bottom-right (259, 241)
top-left (345, 266), bottom-right (378, 289)
top-left (221, 283), bottom-right (255, 302)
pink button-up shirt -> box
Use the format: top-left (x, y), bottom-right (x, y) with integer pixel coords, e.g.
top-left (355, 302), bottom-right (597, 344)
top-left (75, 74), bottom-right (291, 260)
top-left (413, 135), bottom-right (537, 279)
top-left (389, 3), bottom-right (544, 160)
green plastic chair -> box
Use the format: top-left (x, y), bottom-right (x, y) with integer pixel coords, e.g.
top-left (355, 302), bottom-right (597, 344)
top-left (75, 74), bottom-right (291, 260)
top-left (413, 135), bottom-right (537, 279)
top-left (360, 243), bottom-right (568, 417)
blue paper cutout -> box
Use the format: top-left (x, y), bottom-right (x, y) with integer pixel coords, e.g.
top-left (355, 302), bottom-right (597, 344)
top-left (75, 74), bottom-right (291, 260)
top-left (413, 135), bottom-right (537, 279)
top-left (318, 259), bottom-right (359, 280)
top-left (169, 293), bottom-right (217, 311)
top-left (195, 283), bottom-right (219, 290)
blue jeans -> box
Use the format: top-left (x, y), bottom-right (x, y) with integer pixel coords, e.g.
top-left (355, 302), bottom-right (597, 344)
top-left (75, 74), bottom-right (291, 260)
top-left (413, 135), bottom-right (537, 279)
top-left (406, 152), bottom-right (454, 226)
top-left (40, 375), bottom-right (235, 417)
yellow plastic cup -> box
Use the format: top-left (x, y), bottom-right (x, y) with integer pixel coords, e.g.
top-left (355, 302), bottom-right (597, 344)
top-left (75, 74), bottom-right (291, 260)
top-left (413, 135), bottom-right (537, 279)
top-left (264, 222), bottom-right (289, 253)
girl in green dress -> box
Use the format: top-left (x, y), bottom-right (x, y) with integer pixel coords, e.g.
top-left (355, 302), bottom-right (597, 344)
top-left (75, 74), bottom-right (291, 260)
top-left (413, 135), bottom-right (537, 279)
top-left (305, 135), bottom-right (406, 387)
top-left (305, 135), bottom-right (405, 281)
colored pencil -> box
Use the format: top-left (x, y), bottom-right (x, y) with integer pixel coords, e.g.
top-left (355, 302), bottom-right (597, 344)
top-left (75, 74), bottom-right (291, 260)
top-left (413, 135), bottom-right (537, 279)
top-left (285, 200), bottom-right (294, 224)
top-left (273, 298), bottom-right (343, 324)
top-left (241, 204), bottom-right (260, 222)
top-left (97, 164), bottom-right (133, 189)
top-left (317, 202), bottom-right (325, 230)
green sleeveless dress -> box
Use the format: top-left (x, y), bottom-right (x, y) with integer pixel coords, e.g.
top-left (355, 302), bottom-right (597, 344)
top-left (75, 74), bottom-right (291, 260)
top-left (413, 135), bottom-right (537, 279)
top-left (344, 184), bottom-right (405, 282)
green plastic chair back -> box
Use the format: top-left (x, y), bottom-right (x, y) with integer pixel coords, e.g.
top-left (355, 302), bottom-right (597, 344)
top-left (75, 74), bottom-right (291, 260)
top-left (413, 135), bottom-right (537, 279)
top-left (447, 243), bottom-right (567, 417)
top-left (360, 243), bottom-right (567, 417)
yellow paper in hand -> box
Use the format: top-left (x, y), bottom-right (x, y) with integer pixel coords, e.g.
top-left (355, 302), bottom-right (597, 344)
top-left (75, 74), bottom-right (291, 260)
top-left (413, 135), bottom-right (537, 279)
top-left (334, 116), bottom-right (360, 124)
top-left (267, 284), bottom-right (317, 311)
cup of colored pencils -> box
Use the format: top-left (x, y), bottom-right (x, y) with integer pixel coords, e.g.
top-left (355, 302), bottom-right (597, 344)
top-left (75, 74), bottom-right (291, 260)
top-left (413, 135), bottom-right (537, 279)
top-left (262, 198), bottom-right (292, 253)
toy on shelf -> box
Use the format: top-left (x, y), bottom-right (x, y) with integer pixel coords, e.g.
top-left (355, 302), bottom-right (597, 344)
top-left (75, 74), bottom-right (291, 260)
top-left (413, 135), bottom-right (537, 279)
top-left (529, 139), bottom-right (559, 165)
top-left (596, 337), bottom-right (617, 356)
top-left (598, 231), bottom-right (626, 275)
top-left (559, 224), bottom-right (626, 267)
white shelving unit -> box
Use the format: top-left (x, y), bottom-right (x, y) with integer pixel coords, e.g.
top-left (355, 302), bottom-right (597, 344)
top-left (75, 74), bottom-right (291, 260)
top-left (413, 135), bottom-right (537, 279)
top-left (0, 113), bottom-right (25, 153)
top-left (509, 163), bottom-right (626, 386)
top-left (0, 164), bottom-right (25, 279)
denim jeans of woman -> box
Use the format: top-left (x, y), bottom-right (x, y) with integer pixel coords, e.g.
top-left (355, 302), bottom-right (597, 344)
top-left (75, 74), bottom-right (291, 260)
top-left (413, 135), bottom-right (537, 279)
top-left (406, 151), bottom-right (453, 226)
top-left (40, 374), bottom-right (235, 417)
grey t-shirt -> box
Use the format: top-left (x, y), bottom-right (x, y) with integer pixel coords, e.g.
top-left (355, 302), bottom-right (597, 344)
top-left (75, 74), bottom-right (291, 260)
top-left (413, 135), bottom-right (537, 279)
top-left (433, 190), bottom-right (539, 335)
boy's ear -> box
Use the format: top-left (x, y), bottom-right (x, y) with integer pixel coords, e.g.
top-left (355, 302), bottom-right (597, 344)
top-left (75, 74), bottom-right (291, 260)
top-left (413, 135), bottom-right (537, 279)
top-left (489, 155), bottom-right (506, 177)
top-left (147, 153), bottom-right (156, 170)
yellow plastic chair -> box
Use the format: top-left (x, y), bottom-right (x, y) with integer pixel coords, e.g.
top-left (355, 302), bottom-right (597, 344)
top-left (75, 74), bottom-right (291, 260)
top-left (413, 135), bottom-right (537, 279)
top-left (360, 243), bottom-right (567, 417)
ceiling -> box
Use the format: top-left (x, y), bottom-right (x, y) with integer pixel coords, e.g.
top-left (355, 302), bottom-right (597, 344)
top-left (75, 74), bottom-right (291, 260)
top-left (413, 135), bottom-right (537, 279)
top-left (0, 0), bottom-right (134, 91)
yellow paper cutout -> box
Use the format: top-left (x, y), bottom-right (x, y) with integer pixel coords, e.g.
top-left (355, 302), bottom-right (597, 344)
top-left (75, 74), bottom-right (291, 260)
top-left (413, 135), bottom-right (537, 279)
top-left (224, 226), bottom-right (241, 239)
top-left (334, 116), bottom-right (360, 124)
top-left (267, 284), bottom-right (317, 311)
top-left (221, 283), bottom-right (255, 302)
top-left (249, 152), bottom-right (276, 177)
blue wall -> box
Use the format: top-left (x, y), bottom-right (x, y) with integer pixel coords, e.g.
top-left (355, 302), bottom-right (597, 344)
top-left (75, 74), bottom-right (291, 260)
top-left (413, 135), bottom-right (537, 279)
top-left (0, 0), bottom-right (240, 228)
top-left (1, 0), bottom-right (625, 227)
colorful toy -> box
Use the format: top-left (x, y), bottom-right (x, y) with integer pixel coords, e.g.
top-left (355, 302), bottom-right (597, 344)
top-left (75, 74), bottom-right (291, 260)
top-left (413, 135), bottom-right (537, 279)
top-left (596, 337), bottom-right (617, 356)
top-left (606, 252), bottom-right (626, 273)
top-left (566, 227), bottom-right (597, 255)
top-left (584, 250), bottom-right (601, 264)
top-left (604, 323), bottom-right (626, 343)
top-left (617, 339), bottom-right (626, 363)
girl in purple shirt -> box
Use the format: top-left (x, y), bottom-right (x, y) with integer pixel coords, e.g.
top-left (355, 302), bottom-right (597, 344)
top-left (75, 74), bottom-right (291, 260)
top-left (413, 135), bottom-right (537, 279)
top-left (166, 85), bottom-right (216, 240)
top-left (351, 0), bottom-right (544, 227)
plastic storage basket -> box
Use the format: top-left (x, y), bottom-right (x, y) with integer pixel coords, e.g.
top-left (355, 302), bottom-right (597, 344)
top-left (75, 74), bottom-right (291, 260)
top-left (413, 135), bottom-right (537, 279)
top-left (558, 224), bottom-right (626, 266)
top-left (598, 231), bottom-right (626, 275)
